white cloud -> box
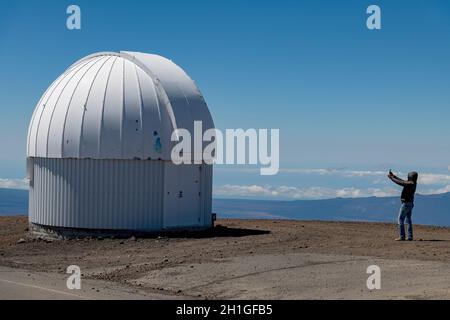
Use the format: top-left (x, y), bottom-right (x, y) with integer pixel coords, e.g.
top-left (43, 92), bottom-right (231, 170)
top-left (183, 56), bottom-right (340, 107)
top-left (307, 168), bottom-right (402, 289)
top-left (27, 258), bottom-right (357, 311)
top-left (215, 167), bottom-right (387, 177)
top-left (0, 178), bottom-right (29, 190)
top-left (279, 168), bottom-right (387, 177)
top-left (420, 185), bottom-right (450, 195)
top-left (417, 173), bottom-right (450, 186)
top-left (216, 167), bottom-right (450, 187)
top-left (214, 184), bottom-right (399, 200)
top-left (213, 166), bottom-right (450, 200)
top-left (294, 170), bottom-right (450, 186)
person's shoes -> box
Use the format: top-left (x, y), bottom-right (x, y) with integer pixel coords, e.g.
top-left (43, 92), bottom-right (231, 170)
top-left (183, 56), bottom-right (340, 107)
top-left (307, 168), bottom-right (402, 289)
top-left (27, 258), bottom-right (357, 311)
top-left (395, 237), bottom-right (405, 241)
top-left (407, 238), bottom-right (413, 241)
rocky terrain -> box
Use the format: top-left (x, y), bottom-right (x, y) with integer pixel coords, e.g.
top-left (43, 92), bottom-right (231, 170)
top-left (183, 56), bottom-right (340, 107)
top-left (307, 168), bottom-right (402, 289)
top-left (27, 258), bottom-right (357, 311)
top-left (1, 216), bottom-right (450, 299)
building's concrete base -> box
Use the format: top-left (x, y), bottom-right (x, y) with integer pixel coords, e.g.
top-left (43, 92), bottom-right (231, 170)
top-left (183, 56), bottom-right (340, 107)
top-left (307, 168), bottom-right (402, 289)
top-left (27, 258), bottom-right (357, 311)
top-left (29, 222), bottom-right (213, 240)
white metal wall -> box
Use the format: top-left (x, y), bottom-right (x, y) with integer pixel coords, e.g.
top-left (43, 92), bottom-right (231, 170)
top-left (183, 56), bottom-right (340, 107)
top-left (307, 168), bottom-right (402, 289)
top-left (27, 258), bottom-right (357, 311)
top-left (29, 157), bottom-right (212, 232)
top-left (201, 164), bottom-right (213, 227)
top-left (30, 158), bottom-right (165, 231)
top-left (162, 162), bottom-right (213, 229)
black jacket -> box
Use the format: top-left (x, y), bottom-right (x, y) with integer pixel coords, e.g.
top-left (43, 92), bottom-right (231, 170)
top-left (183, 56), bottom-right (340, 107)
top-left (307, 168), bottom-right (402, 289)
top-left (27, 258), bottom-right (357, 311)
top-left (389, 172), bottom-right (418, 203)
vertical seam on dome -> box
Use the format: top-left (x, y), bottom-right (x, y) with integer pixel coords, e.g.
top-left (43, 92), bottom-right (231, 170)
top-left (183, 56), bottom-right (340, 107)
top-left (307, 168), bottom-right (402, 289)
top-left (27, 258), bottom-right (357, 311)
top-left (32, 71), bottom-right (80, 157)
top-left (58, 57), bottom-right (104, 158)
top-left (121, 59), bottom-right (125, 157)
top-left (78, 56), bottom-right (114, 158)
top-left (173, 82), bottom-right (196, 135)
top-left (153, 80), bottom-right (162, 123)
top-left (34, 59), bottom-right (92, 157)
top-left (134, 64), bottom-right (145, 158)
top-left (119, 52), bottom-right (179, 136)
top-left (27, 72), bottom-right (66, 156)
top-left (98, 56), bottom-right (119, 157)
top-left (154, 79), bottom-right (178, 137)
top-left (137, 67), bottom-right (162, 123)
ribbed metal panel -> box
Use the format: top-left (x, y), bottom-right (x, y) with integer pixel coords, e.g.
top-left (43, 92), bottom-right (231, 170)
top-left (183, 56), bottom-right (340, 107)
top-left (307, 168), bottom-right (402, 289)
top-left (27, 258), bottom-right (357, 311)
top-left (29, 157), bottom-right (165, 231)
top-left (198, 164), bottom-right (213, 227)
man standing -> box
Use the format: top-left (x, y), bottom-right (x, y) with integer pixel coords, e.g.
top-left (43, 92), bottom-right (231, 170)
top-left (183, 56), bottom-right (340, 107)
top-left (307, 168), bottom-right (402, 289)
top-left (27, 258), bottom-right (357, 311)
top-left (388, 170), bottom-right (418, 241)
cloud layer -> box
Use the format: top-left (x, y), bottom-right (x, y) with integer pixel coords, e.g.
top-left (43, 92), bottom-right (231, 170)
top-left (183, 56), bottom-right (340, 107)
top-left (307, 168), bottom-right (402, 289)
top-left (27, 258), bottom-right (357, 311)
top-left (214, 184), bottom-right (399, 200)
top-left (217, 167), bottom-right (450, 185)
top-left (0, 178), bottom-right (28, 190)
top-left (214, 167), bottom-right (450, 200)
top-left (4, 167), bottom-right (450, 200)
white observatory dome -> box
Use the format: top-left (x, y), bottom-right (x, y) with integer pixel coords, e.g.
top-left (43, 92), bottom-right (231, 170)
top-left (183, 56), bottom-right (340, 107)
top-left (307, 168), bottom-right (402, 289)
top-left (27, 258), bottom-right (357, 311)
top-left (27, 51), bottom-right (214, 161)
top-left (27, 51), bottom-right (214, 236)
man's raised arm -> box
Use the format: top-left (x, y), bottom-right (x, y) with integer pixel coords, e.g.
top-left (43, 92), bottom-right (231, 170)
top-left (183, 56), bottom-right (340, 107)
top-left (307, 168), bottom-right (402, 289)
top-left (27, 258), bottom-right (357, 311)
top-left (388, 174), bottom-right (414, 187)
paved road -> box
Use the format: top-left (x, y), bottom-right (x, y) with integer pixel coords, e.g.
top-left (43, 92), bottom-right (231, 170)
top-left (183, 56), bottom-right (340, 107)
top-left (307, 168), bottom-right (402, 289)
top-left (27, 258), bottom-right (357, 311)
top-left (0, 266), bottom-right (177, 300)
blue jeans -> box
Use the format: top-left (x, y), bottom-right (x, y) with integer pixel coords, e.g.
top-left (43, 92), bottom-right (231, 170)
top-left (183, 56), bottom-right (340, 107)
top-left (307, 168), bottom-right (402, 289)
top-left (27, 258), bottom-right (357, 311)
top-left (398, 202), bottom-right (414, 240)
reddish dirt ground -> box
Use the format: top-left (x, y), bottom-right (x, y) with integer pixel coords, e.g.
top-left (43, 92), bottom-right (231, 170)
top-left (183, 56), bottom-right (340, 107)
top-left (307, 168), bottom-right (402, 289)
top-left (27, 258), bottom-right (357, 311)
top-left (2, 216), bottom-right (450, 278)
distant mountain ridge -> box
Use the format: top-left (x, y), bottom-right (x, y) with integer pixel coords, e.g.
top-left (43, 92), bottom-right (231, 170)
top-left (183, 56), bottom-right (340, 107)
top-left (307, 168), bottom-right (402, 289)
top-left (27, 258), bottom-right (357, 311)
top-left (2, 188), bottom-right (450, 227)
top-left (214, 193), bottom-right (450, 227)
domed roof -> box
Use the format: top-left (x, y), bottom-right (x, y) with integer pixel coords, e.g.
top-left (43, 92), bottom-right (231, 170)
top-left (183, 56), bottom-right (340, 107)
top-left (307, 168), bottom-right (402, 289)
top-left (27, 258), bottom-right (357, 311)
top-left (27, 51), bottom-right (214, 161)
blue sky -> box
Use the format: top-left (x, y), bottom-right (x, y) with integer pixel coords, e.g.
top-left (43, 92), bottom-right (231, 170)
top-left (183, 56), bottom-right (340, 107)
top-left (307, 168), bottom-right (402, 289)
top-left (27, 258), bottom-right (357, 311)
top-left (2, 0), bottom-right (450, 199)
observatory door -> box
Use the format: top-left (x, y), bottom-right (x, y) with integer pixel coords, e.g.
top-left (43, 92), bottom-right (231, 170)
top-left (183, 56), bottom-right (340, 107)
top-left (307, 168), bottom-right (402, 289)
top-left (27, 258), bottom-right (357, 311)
top-left (163, 163), bottom-right (202, 228)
